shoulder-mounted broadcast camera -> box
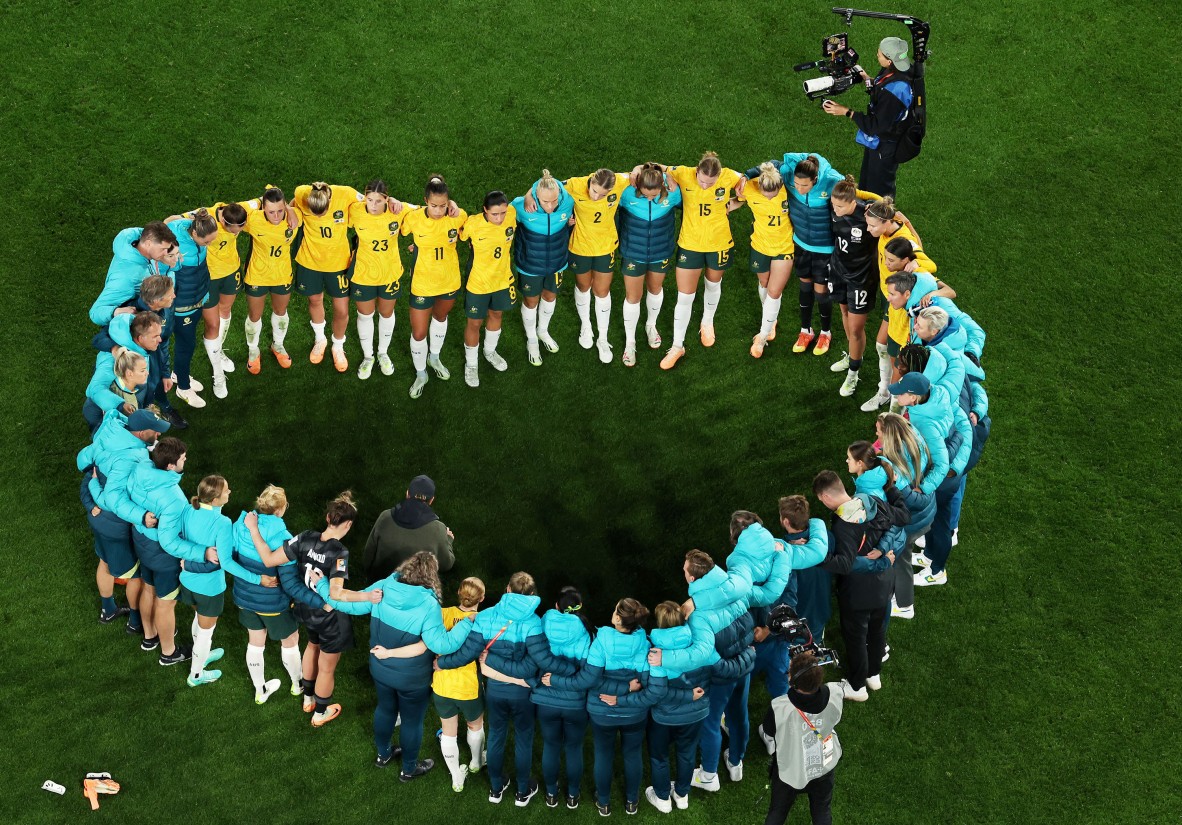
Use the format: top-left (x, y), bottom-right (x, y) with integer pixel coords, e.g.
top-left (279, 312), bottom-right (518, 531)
top-left (768, 604), bottom-right (840, 669)
top-left (796, 7), bottom-right (931, 100)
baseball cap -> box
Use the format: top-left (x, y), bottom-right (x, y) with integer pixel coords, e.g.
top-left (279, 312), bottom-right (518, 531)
top-left (888, 372), bottom-right (930, 396)
top-left (408, 474), bottom-right (436, 500)
top-left (879, 36), bottom-right (912, 71)
top-left (125, 409), bottom-right (171, 433)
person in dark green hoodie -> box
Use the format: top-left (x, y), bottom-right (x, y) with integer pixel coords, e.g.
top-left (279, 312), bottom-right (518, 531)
top-left (362, 475), bottom-right (455, 583)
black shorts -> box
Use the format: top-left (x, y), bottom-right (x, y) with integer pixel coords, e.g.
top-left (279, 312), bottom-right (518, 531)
top-left (296, 604), bottom-right (354, 653)
top-left (792, 246), bottom-right (830, 282)
top-left (828, 273), bottom-right (877, 315)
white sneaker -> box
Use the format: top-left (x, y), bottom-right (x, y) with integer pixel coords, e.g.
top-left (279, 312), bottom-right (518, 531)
top-left (255, 678), bottom-right (282, 704)
top-left (527, 339), bottom-right (542, 366)
top-left (758, 725), bottom-right (775, 755)
top-left (891, 599), bottom-right (915, 619)
top-left (212, 376), bottom-right (228, 399)
top-left (690, 768), bottom-right (719, 792)
top-left (914, 533), bottom-right (927, 549)
top-left (357, 357), bottom-right (375, 380)
top-left (622, 346), bottom-right (636, 367)
top-left (427, 355), bottom-right (450, 380)
top-left (578, 323), bottom-right (594, 349)
top-left (722, 749), bottom-right (742, 782)
top-left (378, 353), bottom-right (395, 375)
top-left (860, 389), bottom-right (891, 412)
top-left (175, 387), bottom-right (206, 409)
top-left (671, 783), bottom-right (688, 810)
top-left (866, 674), bottom-right (882, 691)
top-left (219, 353), bottom-right (235, 373)
top-left (186, 376), bottom-right (205, 393)
top-left (596, 338), bottom-right (612, 364)
top-left (539, 332), bottom-right (560, 353)
top-left (830, 352), bottom-right (850, 372)
top-left (882, 645), bottom-right (891, 663)
top-left (409, 373), bottom-right (428, 399)
top-left (484, 349), bottom-right (508, 371)
top-left (465, 364), bottom-right (479, 388)
top-left (644, 786), bottom-right (671, 814)
top-left (913, 551), bottom-right (934, 568)
top-left (839, 372), bottom-right (860, 397)
top-left (915, 567), bottom-right (947, 587)
top-left (841, 679), bottom-right (869, 702)
top-left (646, 324), bottom-right (662, 349)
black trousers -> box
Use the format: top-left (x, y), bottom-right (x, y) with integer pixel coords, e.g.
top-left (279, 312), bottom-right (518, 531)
top-left (764, 765), bottom-right (835, 825)
top-left (840, 603), bottom-right (889, 690)
top-left (858, 139), bottom-right (900, 199)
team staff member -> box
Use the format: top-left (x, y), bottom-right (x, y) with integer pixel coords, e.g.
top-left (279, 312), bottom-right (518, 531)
top-left (243, 187), bottom-right (301, 375)
top-left (822, 36), bottom-right (916, 198)
top-left (645, 153), bottom-right (746, 370)
top-left (348, 180), bottom-right (408, 381)
top-left (89, 221), bottom-right (180, 325)
top-left (512, 171), bottom-right (574, 366)
top-left (460, 191), bottom-right (517, 387)
top-left (361, 475), bottom-right (455, 582)
top-left (83, 310), bottom-right (156, 433)
top-left (165, 211), bottom-right (219, 409)
top-left (617, 163), bottom-right (682, 365)
top-left (826, 177), bottom-right (883, 398)
top-left (401, 175), bottom-right (467, 399)
top-left (736, 162), bottom-right (794, 359)
top-left (291, 182), bottom-right (365, 371)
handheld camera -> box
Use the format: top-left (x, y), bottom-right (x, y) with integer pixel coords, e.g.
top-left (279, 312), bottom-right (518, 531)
top-left (768, 604), bottom-right (840, 669)
top-left (795, 7), bottom-right (931, 100)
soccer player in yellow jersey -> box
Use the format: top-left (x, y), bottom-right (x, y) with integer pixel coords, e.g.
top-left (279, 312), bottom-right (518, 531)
top-left (348, 180), bottom-right (412, 380)
top-left (460, 192), bottom-right (517, 388)
top-left (735, 162), bottom-right (795, 359)
top-left (639, 153), bottom-right (746, 370)
top-left (433, 578), bottom-right (486, 790)
top-left (243, 188), bottom-right (301, 375)
top-left (291, 182), bottom-right (365, 372)
top-left (400, 175), bottom-right (468, 399)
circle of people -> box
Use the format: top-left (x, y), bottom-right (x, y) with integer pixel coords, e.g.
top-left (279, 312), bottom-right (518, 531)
top-left (78, 148), bottom-right (990, 823)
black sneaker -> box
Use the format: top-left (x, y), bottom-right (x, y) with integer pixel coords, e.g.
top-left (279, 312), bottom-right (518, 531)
top-left (400, 759), bottom-right (434, 782)
top-left (163, 408), bottom-right (189, 430)
top-left (515, 780), bottom-right (539, 808)
top-left (567, 794), bottom-right (580, 810)
top-left (140, 635), bottom-right (160, 651)
top-left (125, 622), bottom-right (144, 636)
top-left (375, 747), bottom-right (403, 768)
top-left (625, 800), bottom-right (639, 815)
top-left (597, 801), bottom-right (611, 817)
top-left (98, 606), bottom-right (130, 624)
top-left (159, 645), bottom-right (192, 666)
top-left (489, 779), bottom-right (511, 804)
top-left (545, 792), bottom-right (560, 808)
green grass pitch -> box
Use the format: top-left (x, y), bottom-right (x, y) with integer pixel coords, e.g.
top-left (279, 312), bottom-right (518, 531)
top-left (2, 0), bottom-right (1179, 822)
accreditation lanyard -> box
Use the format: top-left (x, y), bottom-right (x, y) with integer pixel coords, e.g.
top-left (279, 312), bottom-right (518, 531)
top-left (797, 707), bottom-right (838, 766)
top-left (796, 707), bottom-right (823, 741)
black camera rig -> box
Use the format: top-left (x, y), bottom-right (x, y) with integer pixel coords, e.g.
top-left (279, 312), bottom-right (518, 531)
top-left (796, 8), bottom-right (930, 100)
top-left (768, 604), bottom-right (840, 670)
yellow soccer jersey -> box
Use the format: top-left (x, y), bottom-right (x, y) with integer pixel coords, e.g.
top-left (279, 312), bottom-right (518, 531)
top-left (400, 207), bottom-right (468, 296)
top-left (669, 165), bottom-right (742, 252)
top-left (879, 224), bottom-right (937, 344)
top-left (243, 209), bottom-right (298, 287)
top-left (191, 200), bottom-right (257, 280)
top-left (431, 606), bottom-right (479, 700)
top-left (348, 201), bottom-right (406, 286)
top-left (293, 184), bottom-right (364, 272)
top-left (567, 173), bottom-right (630, 257)
top-left (461, 206), bottom-right (517, 294)
top-left (742, 180), bottom-right (794, 257)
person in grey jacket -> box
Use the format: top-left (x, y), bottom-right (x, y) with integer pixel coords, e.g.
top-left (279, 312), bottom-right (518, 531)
top-left (362, 475), bottom-right (455, 583)
top-left (761, 650), bottom-right (844, 825)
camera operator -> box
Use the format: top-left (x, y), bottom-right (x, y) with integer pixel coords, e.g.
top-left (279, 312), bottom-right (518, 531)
top-left (821, 37), bottom-right (914, 198)
top-left (760, 650), bottom-right (844, 825)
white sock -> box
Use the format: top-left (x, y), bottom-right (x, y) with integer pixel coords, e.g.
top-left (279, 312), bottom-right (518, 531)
top-left (464, 344), bottom-right (478, 367)
top-left (203, 338), bottom-right (225, 381)
top-left (574, 287), bottom-right (592, 329)
top-left (271, 313), bottom-right (289, 348)
top-left (245, 318), bottom-right (262, 351)
top-left (218, 312), bottom-right (232, 348)
top-left (760, 296), bottom-right (782, 338)
top-left (331, 334), bottom-right (346, 353)
top-left (357, 312), bottom-right (375, 358)
top-left (701, 279), bottom-right (722, 328)
top-left (758, 284), bottom-right (768, 304)
top-left (190, 624), bottom-right (213, 680)
top-left (466, 726), bottom-right (485, 769)
top-left (441, 734), bottom-right (463, 781)
top-left (410, 337), bottom-right (428, 373)
top-left (876, 341), bottom-right (891, 392)
top-left (538, 298), bottom-right (556, 337)
top-left (623, 300), bottom-right (641, 349)
top-left (246, 644), bottom-right (266, 692)
top-left (672, 291), bottom-right (695, 348)
top-left (310, 320), bottom-right (327, 343)
top-left (645, 290), bottom-right (664, 328)
top-left (521, 304), bottom-right (538, 342)
top-left (594, 294), bottom-right (611, 341)
top-left (484, 328), bottom-right (501, 354)
top-left (280, 644), bottom-right (302, 687)
top-left (429, 318), bottom-right (447, 356)
top-left (377, 313), bottom-right (396, 356)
